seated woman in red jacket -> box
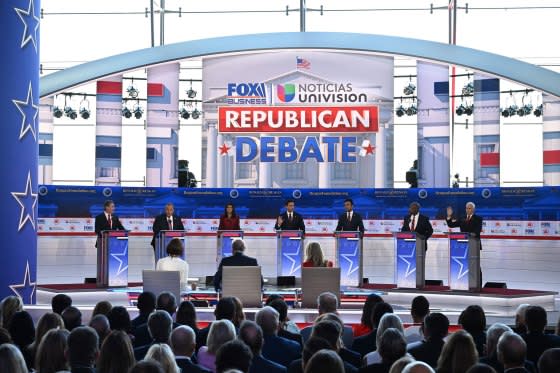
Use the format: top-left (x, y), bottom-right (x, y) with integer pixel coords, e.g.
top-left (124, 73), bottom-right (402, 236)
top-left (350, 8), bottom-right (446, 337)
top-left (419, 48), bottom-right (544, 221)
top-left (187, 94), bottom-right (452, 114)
top-left (218, 203), bottom-right (240, 231)
top-left (302, 242), bottom-right (334, 267)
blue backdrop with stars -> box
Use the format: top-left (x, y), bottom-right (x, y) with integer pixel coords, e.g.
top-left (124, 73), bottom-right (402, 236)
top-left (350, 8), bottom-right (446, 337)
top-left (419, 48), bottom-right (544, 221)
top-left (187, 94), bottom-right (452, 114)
top-left (0, 0), bottom-right (40, 304)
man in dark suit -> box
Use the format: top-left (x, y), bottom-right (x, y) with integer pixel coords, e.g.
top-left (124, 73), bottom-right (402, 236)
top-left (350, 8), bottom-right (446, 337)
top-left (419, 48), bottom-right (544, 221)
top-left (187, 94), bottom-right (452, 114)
top-left (171, 325), bottom-right (211, 373)
top-left (94, 200), bottom-right (125, 248)
top-left (446, 202), bottom-right (483, 239)
top-left (213, 239), bottom-right (260, 291)
top-left (522, 306), bottom-right (560, 365)
top-left (498, 332), bottom-right (532, 373)
top-left (274, 199), bottom-right (306, 234)
top-left (133, 310), bottom-right (173, 361)
top-left (401, 202), bottom-right (433, 245)
top-left (256, 306), bottom-right (302, 368)
top-left (151, 202), bottom-right (185, 248)
top-left (133, 292), bottom-right (180, 347)
top-left (335, 198), bottom-right (365, 236)
top-left (239, 320), bottom-right (287, 373)
top-left (67, 326), bottom-right (99, 373)
top-left (407, 312), bottom-right (449, 369)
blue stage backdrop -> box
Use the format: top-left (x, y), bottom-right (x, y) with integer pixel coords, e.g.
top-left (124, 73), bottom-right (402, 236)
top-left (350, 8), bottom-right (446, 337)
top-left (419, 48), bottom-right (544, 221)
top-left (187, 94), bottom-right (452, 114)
top-left (1, 0), bottom-right (40, 304)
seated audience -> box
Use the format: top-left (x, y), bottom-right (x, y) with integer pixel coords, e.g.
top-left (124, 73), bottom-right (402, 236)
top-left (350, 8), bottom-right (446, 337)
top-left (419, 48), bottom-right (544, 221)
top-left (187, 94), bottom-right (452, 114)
top-left (215, 339), bottom-right (253, 373)
top-left (402, 362), bottom-right (436, 373)
top-left (92, 301), bottom-right (113, 317)
top-left (170, 325), bottom-right (211, 373)
top-left (305, 349), bottom-right (345, 373)
top-left (352, 302), bottom-right (394, 357)
top-left (256, 306), bottom-right (302, 368)
top-left (197, 297), bottom-right (237, 349)
top-left (51, 294), bottom-right (72, 315)
top-left (268, 298), bottom-right (303, 346)
top-left (479, 323), bottom-right (512, 370)
top-left (297, 337), bottom-right (337, 373)
top-left (302, 242), bottom-right (333, 268)
top-left (465, 364), bottom-right (497, 373)
top-left (360, 328), bottom-right (407, 373)
top-left (538, 348), bottom-right (560, 373)
top-left (132, 292), bottom-right (157, 330)
top-left (0, 343), bottom-right (28, 373)
top-left (130, 360), bottom-right (165, 373)
top-left (156, 238), bottom-right (189, 290)
top-left (459, 306), bottom-right (487, 357)
top-left (67, 326), bottom-right (99, 373)
top-left (177, 300), bottom-right (200, 336)
top-left (134, 292), bottom-right (180, 347)
top-left (62, 306), bottom-right (83, 331)
top-left (239, 320), bottom-right (287, 373)
top-left (513, 305), bottom-right (530, 335)
top-left (365, 313), bottom-right (405, 366)
top-left (35, 329), bottom-right (70, 373)
top-left (436, 330), bottom-right (478, 373)
top-left (32, 312), bottom-right (65, 355)
top-left (134, 310), bottom-right (174, 361)
top-left (522, 305), bottom-right (560, 365)
top-left (145, 343), bottom-right (181, 373)
top-left (8, 310), bottom-right (35, 370)
top-left (318, 314), bottom-right (361, 368)
top-left (388, 357), bottom-right (415, 373)
top-left (213, 239), bottom-right (260, 291)
top-left (407, 313), bottom-right (449, 369)
top-left (232, 297), bottom-right (246, 328)
top-left (266, 295), bottom-right (300, 335)
top-left (97, 330), bottom-right (135, 373)
top-left (310, 319), bottom-right (358, 372)
top-left (1, 296), bottom-right (23, 329)
top-left (496, 332), bottom-right (529, 373)
top-left (355, 294), bottom-right (384, 338)
top-left (107, 305), bottom-right (133, 333)
top-left (89, 314), bottom-right (111, 346)
top-left (198, 319), bottom-right (237, 372)
top-left (405, 296), bottom-right (430, 343)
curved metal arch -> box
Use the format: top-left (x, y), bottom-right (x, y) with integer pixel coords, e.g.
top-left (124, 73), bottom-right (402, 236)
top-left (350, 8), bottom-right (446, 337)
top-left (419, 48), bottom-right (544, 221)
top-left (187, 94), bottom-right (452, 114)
top-left (40, 32), bottom-right (560, 98)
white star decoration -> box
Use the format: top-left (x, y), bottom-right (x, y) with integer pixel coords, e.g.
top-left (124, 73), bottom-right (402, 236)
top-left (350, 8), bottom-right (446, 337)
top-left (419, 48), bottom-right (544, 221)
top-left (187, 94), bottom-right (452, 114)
top-left (12, 82), bottom-right (38, 141)
top-left (340, 242), bottom-right (360, 277)
top-left (110, 243), bottom-right (129, 276)
top-left (14, 0), bottom-right (40, 52)
top-left (282, 242), bottom-right (301, 276)
top-left (9, 261), bottom-right (36, 304)
top-left (398, 245), bottom-right (417, 278)
top-left (11, 171), bottom-right (38, 231)
top-left (452, 244), bottom-right (470, 280)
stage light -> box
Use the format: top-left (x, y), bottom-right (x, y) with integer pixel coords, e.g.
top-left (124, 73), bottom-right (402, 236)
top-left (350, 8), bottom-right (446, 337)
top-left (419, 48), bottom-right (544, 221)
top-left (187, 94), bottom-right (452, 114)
top-left (53, 106), bottom-right (63, 118)
top-left (403, 82), bottom-right (416, 96)
top-left (517, 103), bottom-right (533, 117)
top-left (462, 81), bottom-right (474, 96)
top-left (406, 104), bottom-right (417, 116)
top-left (64, 106), bottom-right (77, 120)
top-left (186, 80), bottom-right (197, 99)
top-left (133, 104), bottom-right (144, 119)
top-left (501, 104), bottom-right (517, 118)
top-left (79, 107), bottom-right (90, 119)
top-left (122, 106), bottom-right (132, 118)
top-left (127, 85), bottom-right (139, 98)
top-left (395, 105), bottom-right (405, 117)
top-left (455, 104), bottom-right (466, 116)
top-left (180, 107), bottom-right (190, 120)
top-left (464, 104), bottom-right (474, 116)
top-left (534, 104), bottom-right (543, 117)
top-left (191, 108), bottom-right (201, 120)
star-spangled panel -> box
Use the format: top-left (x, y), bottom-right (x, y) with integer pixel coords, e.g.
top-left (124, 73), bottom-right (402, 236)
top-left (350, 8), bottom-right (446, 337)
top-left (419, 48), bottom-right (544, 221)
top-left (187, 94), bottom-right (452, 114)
top-left (14, 0), bottom-right (40, 52)
top-left (12, 81), bottom-right (38, 141)
top-left (11, 171), bottom-right (38, 231)
top-left (281, 239), bottom-right (302, 276)
top-left (340, 241), bottom-right (360, 277)
top-left (397, 245), bottom-right (417, 278)
top-left (9, 261), bottom-right (36, 304)
top-left (110, 243), bottom-right (129, 277)
top-left (451, 244), bottom-right (469, 280)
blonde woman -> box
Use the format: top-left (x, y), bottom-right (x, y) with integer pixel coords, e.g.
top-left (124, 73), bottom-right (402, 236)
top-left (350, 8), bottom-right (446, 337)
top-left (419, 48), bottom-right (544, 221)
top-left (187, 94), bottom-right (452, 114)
top-left (145, 344), bottom-right (179, 373)
top-left (303, 242), bottom-right (333, 268)
top-left (0, 343), bottom-right (28, 373)
top-left (0, 296), bottom-right (23, 328)
top-left (197, 319), bottom-right (237, 372)
top-left (364, 313), bottom-right (407, 366)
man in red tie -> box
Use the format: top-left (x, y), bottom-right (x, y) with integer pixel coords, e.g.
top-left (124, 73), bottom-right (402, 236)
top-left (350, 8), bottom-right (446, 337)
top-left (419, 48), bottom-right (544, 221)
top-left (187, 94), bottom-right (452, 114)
top-left (94, 200), bottom-right (125, 247)
top-left (401, 202), bottom-right (433, 246)
top-left (446, 202), bottom-right (483, 239)
top-left (151, 202), bottom-right (185, 249)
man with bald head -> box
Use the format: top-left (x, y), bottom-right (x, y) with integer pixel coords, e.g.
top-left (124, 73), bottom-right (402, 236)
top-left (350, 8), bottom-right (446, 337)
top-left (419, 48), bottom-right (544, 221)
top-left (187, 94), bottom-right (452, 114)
top-left (171, 325), bottom-right (211, 373)
top-left (88, 314), bottom-right (111, 346)
top-left (498, 331), bottom-right (530, 373)
top-left (538, 348), bottom-right (560, 373)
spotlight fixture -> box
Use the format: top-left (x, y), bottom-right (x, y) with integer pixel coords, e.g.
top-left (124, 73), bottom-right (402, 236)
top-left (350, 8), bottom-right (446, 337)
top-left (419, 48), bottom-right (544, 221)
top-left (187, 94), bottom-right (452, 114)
top-left (464, 104), bottom-right (474, 116)
top-left (53, 106), bottom-right (63, 118)
top-left (80, 107), bottom-right (91, 119)
top-left (191, 107), bottom-right (201, 120)
top-left (534, 104), bottom-right (543, 117)
top-left (517, 103), bottom-right (533, 117)
top-left (186, 80), bottom-right (197, 99)
top-left (395, 105), bottom-right (405, 117)
top-left (179, 107), bottom-right (190, 120)
top-left (462, 81), bottom-right (474, 96)
top-left (64, 106), bottom-right (77, 120)
top-left (122, 106), bottom-right (132, 118)
top-left (405, 104), bottom-right (417, 116)
top-left (455, 103), bottom-right (466, 116)
top-left (403, 82), bottom-right (416, 96)
top-left (133, 103), bottom-right (144, 119)
top-left (501, 104), bottom-right (518, 118)
top-left (127, 84), bottom-right (139, 99)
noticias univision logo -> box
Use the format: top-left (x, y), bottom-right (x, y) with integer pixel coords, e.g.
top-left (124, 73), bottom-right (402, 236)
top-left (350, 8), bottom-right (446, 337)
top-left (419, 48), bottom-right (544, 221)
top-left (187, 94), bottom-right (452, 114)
top-left (276, 84), bottom-right (296, 103)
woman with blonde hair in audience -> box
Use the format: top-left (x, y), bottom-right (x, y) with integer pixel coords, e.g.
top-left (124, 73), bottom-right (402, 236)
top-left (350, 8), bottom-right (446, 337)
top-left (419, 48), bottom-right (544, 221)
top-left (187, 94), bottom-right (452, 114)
top-left (365, 313), bottom-right (406, 366)
top-left (232, 297), bottom-right (245, 328)
top-left (303, 242), bottom-right (333, 267)
top-left (35, 329), bottom-right (70, 373)
top-left (97, 330), bottom-right (136, 373)
top-left (436, 330), bottom-right (478, 373)
top-left (0, 295), bottom-right (23, 328)
top-left (31, 312), bottom-right (65, 356)
top-left (145, 343), bottom-right (180, 373)
top-left (198, 319), bottom-right (237, 372)
top-left (0, 343), bottom-right (28, 373)
top-left (92, 301), bottom-right (113, 317)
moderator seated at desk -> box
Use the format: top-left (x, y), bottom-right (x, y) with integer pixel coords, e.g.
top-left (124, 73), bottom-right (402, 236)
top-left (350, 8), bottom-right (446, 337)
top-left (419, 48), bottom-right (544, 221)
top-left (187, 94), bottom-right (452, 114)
top-left (213, 239), bottom-right (262, 292)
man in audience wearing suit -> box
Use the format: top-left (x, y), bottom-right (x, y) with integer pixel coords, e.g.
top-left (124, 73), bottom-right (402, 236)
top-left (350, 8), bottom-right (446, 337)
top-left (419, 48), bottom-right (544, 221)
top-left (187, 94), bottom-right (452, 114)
top-left (133, 292), bottom-right (180, 347)
top-left (196, 297), bottom-right (237, 349)
top-left (401, 202), bottom-right (433, 245)
top-left (274, 199), bottom-right (306, 234)
top-left (151, 202), bottom-right (185, 249)
top-left (67, 326), bottom-right (99, 373)
top-left (498, 332), bottom-right (531, 373)
top-left (133, 310), bottom-right (174, 361)
top-left (335, 198), bottom-right (365, 236)
top-left (239, 320), bottom-right (287, 373)
top-left (171, 325), bottom-right (211, 373)
top-left (407, 312), bottom-right (449, 369)
top-left (213, 239), bottom-right (261, 292)
top-left (352, 302), bottom-right (394, 357)
top-left (256, 306), bottom-right (302, 368)
top-left (522, 306), bottom-right (560, 365)
top-left (94, 200), bottom-right (125, 247)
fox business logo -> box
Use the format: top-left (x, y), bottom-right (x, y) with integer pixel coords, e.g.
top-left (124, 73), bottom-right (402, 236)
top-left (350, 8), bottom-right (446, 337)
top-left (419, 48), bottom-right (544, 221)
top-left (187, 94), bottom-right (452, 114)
top-left (227, 83), bottom-right (267, 105)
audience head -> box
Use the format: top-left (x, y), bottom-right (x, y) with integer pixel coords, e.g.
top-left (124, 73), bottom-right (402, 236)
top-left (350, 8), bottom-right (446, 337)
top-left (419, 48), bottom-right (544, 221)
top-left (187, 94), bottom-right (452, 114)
top-left (0, 328), bottom-right (11, 345)
top-left (51, 293), bottom-right (72, 315)
top-left (484, 323), bottom-right (512, 358)
top-left (538, 348), bottom-right (560, 373)
top-left (302, 336), bottom-right (333, 369)
top-left (97, 330), bottom-right (136, 373)
top-left (145, 343), bottom-right (180, 373)
top-left (514, 304), bottom-right (529, 334)
top-left (437, 330), bottom-right (478, 373)
top-left (170, 325), bottom-right (196, 358)
top-left (411, 296), bottom-right (430, 322)
top-left (402, 361), bottom-right (436, 373)
top-left (238, 320), bottom-right (264, 355)
top-left (376, 313), bottom-right (404, 350)
top-left (371, 301), bottom-right (394, 329)
top-left (459, 305), bottom-right (486, 336)
top-left (0, 343), bottom-right (28, 373)
top-left (465, 364), bottom-right (497, 373)
top-left (268, 298), bottom-right (289, 325)
top-left (176, 300), bottom-right (198, 330)
top-left (361, 293), bottom-right (384, 329)
top-left (157, 292), bottom-right (178, 316)
top-left (92, 300), bottom-right (113, 317)
top-left (255, 306), bottom-right (280, 336)
top-left (61, 306), bottom-right (82, 331)
top-left (207, 319), bottom-right (236, 355)
top-left (231, 239), bottom-right (246, 254)
top-left (310, 319), bottom-right (342, 351)
top-left (378, 328), bottom-right (407, 365)
top-left (265, 294), bottom-right (284, 305)
top-left (525, 305), bottom-right (547, 333)
top-left (166, 238), bottom-right (184, 257)
top-left (35, 329), bottom-right (70, 373)
top-left (129, 360), bottom-right (165, 373)
top-left (8, 310), bottom-right (35, 347)
top-left (232, 297), bottom-right (245, 328)
top-left (35, 312), bottom-right (65, 347)
top-left (317, 292), bottom-right (338, 314)
top-left (304, 349), bottom-right (344, 373)
top-left (1, 296), bottom-right (23, 328)
top-left (137, 291), bottom-right (157, 315)
top-left (215, 297), bottom-right (237, 321)
top-left (388, 356), bottom-right (415, 373)
top-left (107, 305), bottom-right (132, 332)
top-left (89, 314), bottom-right (111, 345)
top-left (67, 326), bottom-right (99, 367)
top-left (423, 312), bottom-right (449, 341)
top-left (497, 331), bottom-right (526, 369)
top-left (215, 339), bottom-right (253, 373)
top-left (148, 310), bottom-right (173, 343)
top-left (305, 242), bottom-right (328, 267)
top-left (316, 313), bottom-right (346, 343)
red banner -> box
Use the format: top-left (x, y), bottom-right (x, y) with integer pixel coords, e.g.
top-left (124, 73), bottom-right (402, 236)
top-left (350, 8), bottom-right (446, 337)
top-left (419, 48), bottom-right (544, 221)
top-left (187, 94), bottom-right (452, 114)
top-left (218, 106), bottom-right (378, 133)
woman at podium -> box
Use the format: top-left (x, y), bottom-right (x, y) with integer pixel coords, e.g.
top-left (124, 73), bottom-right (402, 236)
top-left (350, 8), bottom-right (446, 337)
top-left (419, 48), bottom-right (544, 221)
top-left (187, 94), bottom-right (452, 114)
top-left (156, 238), bottom-right (189, 290)
top-left (302, 242), bottom-right (333, 268)
top-left (218, 203), bottom-right (240, 231)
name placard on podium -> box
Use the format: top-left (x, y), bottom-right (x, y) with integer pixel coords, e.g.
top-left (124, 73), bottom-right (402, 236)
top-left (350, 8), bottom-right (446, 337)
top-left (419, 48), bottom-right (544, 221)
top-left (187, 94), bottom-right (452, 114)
top-left (277, 230), bottom-right (303, 278)
top-left (217, 230), bottom-right (244, 262)
top-left (155, 230), bottom-right (187, 263)
top-left (448, 233), bottom-right (481, 292)
top-left (97, 230), bottom-right (129, 288)
top-left (335, 231), bottom-right (363, 287)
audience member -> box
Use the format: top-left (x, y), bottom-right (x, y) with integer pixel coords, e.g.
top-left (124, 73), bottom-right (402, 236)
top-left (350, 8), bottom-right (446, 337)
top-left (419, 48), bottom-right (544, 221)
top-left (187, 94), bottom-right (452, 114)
top-left (269, 298), bottom-right (303, 346)
top-left (402, 361), bottom-right (436, 373)
top-left (92, 301), bottom-right (113, 317)
top-left (67, 326), bottom-right (99, 373)
top-left (107, 305), bottom-right (132, 333)
top-left (352, 302), bottom-right (394, 357)
top-left (405, 296), bottom-right (430, 343)
top-left (132, 292), bottom-right (157, 330)
top-left (97, 330), bottom-right (136, 373)
top-left (436, 330), bottom-right (478, 373)
top-left (33, 312), bottom-right (65, 354)
top-left (89, 314), bottom-right (111, 346)
top-left (239, 320), bottom-right (287, 373)
top-left (197, 297), bottom-right (236, 349)
top-left (522, 305), bottom-right (560, 365)
top-left (215, 340), bottom-right (253, 373)
top-left (171, 325), bottom-right (211, 373)
top-left (145, 343), bottom-right (181, 373)
top-left (35, 329), bottom-right (70, 373)
top-left (318, 314), bottom-right (361, 367)
top-left (198, 319), bottom-right (237, 372)
top-left (62, 306), bottom-right (83, 331)
top-left (355, 294), bottom-right (384, 337)
top-left (8, 310), bottom-right (35, 370)
top-left (537, 348), bottom-right (560, 373)
top-left (51, 294), bottom-right (72, 315)
top-left (496, 332), bottom-right (529, 373)
top-left (256, 306), bottom-right (302, 368)
top-left (0, 296), bottom-right (23, 329)
top-left (232, 297), bottom-right (246, 328)
top-left (309, 320), bottom-right (358, 373)
top-left (388, 356), bottom-right (415, 373)
top-left (297, 337), bottom-right (335, 373)
top-left (0, 328), bottom-right (12, 345)
top-left (513, 305), bottom-right (530, 335)
top-left (266, 295), bottom-right (300, 335)
top-left (177, 300), bottom-right (200, 335)
top-left (134, 310), bottom-right (174, 361)
top-left (465, 364), bottom-right (497, 373)
top-left (360, 328), bottom-right (407, 373)
top-left (303, 242), bottom-right (334, 268)
top-left (0, 343), bottom-right (28, 373)
top-left (407, 312), bottom-right (449, 369)
top-left (305, 349), bottom-right (344, 373)
top-left (365, 314), bottom-right (405, 366)
top-left (130, 360), bottom-right (165, 373)
top-left (459, 306), bottom-right (487, 357)
top-left (134, 292), bottom-right (179, 347)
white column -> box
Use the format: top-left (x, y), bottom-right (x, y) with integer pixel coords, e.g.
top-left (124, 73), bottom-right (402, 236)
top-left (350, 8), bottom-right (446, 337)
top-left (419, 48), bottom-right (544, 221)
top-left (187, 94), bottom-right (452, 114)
top-left (258, 161), bottom-right (272, 188)
top-left (375, 123), bottom-right (386, 187)
top-left (205, 122), bottom-right (217, 187)
top-left (216, 133), bottom-right (225, 187)
top-left (318, 134), bottom-right (331, 188)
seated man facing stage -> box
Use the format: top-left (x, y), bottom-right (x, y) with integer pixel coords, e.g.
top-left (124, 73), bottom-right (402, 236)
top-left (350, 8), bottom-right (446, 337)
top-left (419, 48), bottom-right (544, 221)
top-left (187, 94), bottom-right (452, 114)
top-left (213, 239), bottom-right (260, 292)
top-left (151, 202), bottom-right (185, 249)
top-left (335, 198), bottom-right (365, 236)
top-left (218, 203), bottom-right (241, 231)
top-left (94, 200), bottom-right (125, 247)
top-left (274, 199), bottom-right (306, 234)
top-left (401, 202), bottom-right (433, 246)
top-left (303, 242), bottom-right (333, 268)
top-left (156, 238), bottom-right (189, 290)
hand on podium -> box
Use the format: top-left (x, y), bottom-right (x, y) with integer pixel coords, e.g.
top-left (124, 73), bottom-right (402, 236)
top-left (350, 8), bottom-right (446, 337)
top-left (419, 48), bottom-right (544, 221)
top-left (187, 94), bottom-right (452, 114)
top-left (277, 216), bottom-right (284, 226)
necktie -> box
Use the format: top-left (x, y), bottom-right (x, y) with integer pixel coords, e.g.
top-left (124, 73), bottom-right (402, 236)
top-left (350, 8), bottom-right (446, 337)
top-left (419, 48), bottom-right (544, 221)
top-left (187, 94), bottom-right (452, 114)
top-left (108, 215), bottom-right (112, 229)
top-left (467, 215), bottom-right (471, 223)
top-left (347, 212), bottom-right (351, 221)
top-left (288, 213), bottom-right (292, 221)
top-left (168, 218), bottom-right (173, 230)
top-left (411, 215), bottom-right (416, 231)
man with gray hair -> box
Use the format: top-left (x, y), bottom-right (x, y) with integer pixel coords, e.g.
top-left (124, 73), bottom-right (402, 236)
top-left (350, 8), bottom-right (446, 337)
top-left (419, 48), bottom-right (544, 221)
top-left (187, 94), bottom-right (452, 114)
top-left (513, 304), bottom-right (530, 334)
top-left (171, 325), bottom-right (211, 373)
top-left (213, 239), bottom-right (260, 291)
top-left (88, 314), bottom-right (111, 346)
top-left (151, 202), bottom-right (185, 249)
top-left (497, 331), bottom-right (530, 372)
top-left (238, 320), bottom-right (286, 373)
top-left (480, 323), bottom-right (515, 371)
top-left (402, 361), bottom-right (435, 373)
top-left (134, 310), bottom-right (173, 361)
top-left (255, 306), bottom-right (301, 368)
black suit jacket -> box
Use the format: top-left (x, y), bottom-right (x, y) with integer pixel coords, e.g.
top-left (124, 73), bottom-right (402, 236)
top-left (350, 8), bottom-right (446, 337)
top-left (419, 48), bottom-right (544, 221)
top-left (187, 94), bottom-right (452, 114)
top-left (251, 354), bottom-right (287, 373)
top-left (336, 211), bottom-right (365, 235)
top-left (176, 357), bottom-right (212, 373)
top-left (407, 339), bottom-right (444, 368)
top-left (479, 354), bottom-right (537, 373)
top-left (274, 211), bottom-right (306, 233)
top-left (94, 213), bottom-right (125, 247)
top-left (446, 214), bottom-right (483, 237)
top-left (359, 362), bottom-right (392, 373)
top-left (401, 214), bottom-right (433, 239)
top-left (351, 329), bottom-right (377, 357)
top-left (151, 213), bottom-right (185, 247)
top-left (522, 332), bottom-right (560, 365)
top-left (213, 252), bottom-right (260, 291)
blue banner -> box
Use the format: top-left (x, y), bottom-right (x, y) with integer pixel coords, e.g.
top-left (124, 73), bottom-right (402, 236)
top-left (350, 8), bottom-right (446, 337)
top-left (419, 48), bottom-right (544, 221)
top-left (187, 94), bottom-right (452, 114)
top-left (449, 233), bottom-right (470, 290)
top-left (107, 234), bottom-right (128, 287)
top-left (277, 232), bottom-right (303, 277)
top-left (394, 233), bottom-right (417, 288)
top-left (336, 232), bottom-right (361, 287)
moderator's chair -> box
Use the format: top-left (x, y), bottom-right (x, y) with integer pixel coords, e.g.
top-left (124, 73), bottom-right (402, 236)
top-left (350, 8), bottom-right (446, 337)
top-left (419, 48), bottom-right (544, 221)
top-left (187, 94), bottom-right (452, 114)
top-left (301, 267), bottom-right (341, 308)
top-left (221, 266), bottom-right (263, 307)
top-left (142, 270), bottom-right (181, 303)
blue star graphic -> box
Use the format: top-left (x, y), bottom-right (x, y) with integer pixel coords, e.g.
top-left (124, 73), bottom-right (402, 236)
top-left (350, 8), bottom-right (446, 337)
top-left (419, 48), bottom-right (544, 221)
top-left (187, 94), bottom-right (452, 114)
top-left (14, 0), bottom-right (40, 52)
top-left (282, 241), bottom-right (302, 276)
top-left (11, 171), bottom-right (38, 231)
top-left (110, 242), bottom-right (129, 276)
top-left (451, 244), bottom-right (469, 280)
top-left (12, 82), bottom-right (38, 141)
top-left (340, 242), bottom-right (359, 277)
top-left (9, 261), bottom-right (36, 304)
top-left (398, 245), bottom-right (417, 278)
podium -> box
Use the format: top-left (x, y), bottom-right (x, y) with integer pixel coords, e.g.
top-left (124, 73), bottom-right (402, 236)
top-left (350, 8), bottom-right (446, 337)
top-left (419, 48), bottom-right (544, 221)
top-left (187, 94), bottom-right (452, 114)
top-left (276, 230), bottom-right (304, 278)
top-left (334, 231), bottom-right (363, 287)
top-left (217, 230), bottom-right (244, 262)
top-left (97, 230), bottom-right (129, 288)
top-left (393, 232), bottom-right (427, 289)
top-left (448, 232), bottom-right (481, 292)
top-left (155, 230), bottom-right (187, 264)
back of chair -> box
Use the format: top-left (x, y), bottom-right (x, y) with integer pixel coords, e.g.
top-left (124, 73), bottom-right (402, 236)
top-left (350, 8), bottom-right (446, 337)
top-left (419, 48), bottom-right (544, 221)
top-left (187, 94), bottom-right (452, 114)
top-left (222, 266), bottom-right (262, 307)
top-left (301, 267), bottom-right (341, 308)
top-left (142, 270), bottom-right (181, 303)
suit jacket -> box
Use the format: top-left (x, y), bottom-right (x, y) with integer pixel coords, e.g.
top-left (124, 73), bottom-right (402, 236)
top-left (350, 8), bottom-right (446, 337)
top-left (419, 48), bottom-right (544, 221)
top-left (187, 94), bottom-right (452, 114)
top-left (134, 342), bottom-right (154, 362)
top-left (446, 214), bottom-right (483, 238)
top-left (301, 325), bottom-right (354, 350)
top-left (132, 321), bottom-right (181, 348)
top-left (131, 313), bottom-right (150, 331)
top-left (250, 354), bottom-right (287, 373)
top-left (288, 358), bottom-right (358, 373)
top-left (340, 348), bottom-right (362, 369)
top-left (359, 362), bottom-right (392, 373)
top-left (522, 332), bottom-right (560, 365)
top-left (151, 213), bottom-right (185, 247)
top-left (175, 357), bottom-right (212, 373)
top-left (352, 329), bottom-right (377, 357)
top-left (262, 334), bottom-right (302, 368)
top-left (479, 354), bottom-right (537, 373)
top-left (279, 328), bottom-right (304, 347)
top-left (274, 211), bottom-right (306, 233)
top-left (401, 214), bottom-right (433, 240)
top-left (407, 339), bottom-right (444, 368)
top-left (94, 213), bottom-right (125, 247)
top-left (213, 252), bottom-right (260, 291)
top-left (336, 211), bottom-right (365, 235)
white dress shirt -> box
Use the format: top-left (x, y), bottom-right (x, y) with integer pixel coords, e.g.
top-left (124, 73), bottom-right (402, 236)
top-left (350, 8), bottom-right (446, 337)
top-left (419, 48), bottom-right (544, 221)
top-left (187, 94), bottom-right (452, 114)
top-left (156, 256), bottom-right (189, 290)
